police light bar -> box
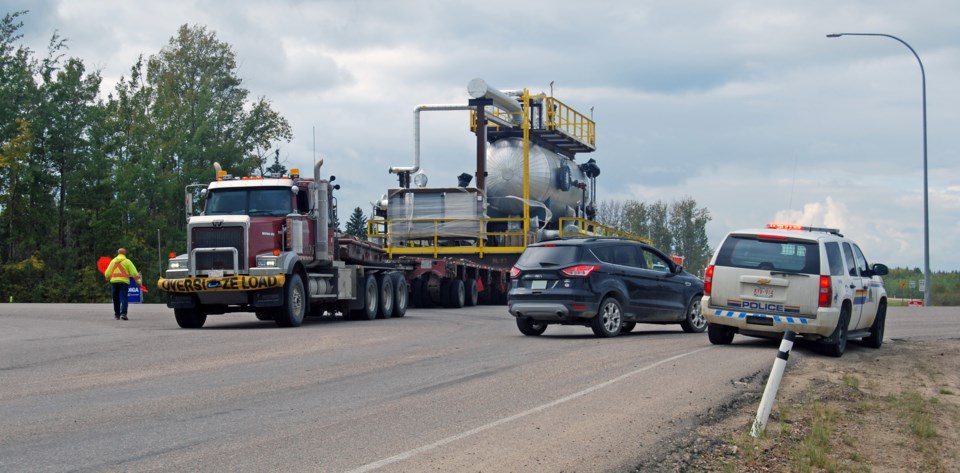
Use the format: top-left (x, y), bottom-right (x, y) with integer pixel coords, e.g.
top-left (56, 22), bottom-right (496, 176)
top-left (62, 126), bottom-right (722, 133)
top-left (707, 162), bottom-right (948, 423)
top-left (766, 223), bottom-right (842, 235)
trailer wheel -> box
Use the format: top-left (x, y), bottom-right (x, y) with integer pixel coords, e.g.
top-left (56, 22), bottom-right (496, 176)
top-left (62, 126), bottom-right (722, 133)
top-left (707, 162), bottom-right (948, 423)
top-left (411, 278), bottom-right (424, 308)
top-left (274, 273), bottom-right (306, 327)
top-left (464, 278), bottom-right (478, 307)
top-left (418, 278), bottom-right (434, 308)
top-left (439, 279), bottom-right (451, 307)
top-left (174, 308), bottom-right (206, 329)
top-left (390, 273), bottom-right (408, 318)
top-left (376, 273), bottom-right (394, 319)
top-left (352, 273), bottom-right (378, 320)
top-left (448, 279), bottom-right (466, 309)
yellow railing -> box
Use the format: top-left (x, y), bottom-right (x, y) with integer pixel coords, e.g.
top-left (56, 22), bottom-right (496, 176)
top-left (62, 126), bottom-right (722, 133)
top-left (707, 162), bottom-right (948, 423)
top-left (367, 217), bottom-right (528, 258)
top-left (558, 217), bottom-right (652, 244)
top-left (366, 216), bottom-right (651, 258)
top-left (469, 94), bottom-right (595, 150)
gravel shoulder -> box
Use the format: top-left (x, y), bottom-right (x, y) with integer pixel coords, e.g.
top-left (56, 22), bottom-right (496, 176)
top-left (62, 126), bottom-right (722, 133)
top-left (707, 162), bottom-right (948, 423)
top-left (632, 337), bottom-right (960, 472)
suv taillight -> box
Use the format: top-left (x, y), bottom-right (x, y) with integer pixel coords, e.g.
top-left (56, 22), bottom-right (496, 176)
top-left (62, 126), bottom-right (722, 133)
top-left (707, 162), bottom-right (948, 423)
top-left (704, 265), bottom-right (714, 296)
top-left (560, 265), bottom-right (600, 278)
top-left (818, 275), bottom-right (832, 307)
top-left (509, 266), bottom-right (521, 279)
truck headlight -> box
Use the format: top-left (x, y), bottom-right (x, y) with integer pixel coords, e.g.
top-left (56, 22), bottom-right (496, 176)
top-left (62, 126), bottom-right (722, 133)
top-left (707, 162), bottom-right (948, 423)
top-left (256, 256), bottom-right (279, 268)
top-left (168, 259), bottom-right (187, 270)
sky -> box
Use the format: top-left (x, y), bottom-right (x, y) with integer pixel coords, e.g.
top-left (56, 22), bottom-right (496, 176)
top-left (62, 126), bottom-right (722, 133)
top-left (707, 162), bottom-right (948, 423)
top-left (5, 0), bottom-right (960, 270)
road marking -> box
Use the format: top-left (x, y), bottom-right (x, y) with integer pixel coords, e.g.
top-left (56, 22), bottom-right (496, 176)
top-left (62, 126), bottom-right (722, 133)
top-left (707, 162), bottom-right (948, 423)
top-left (346, 346), bottom-right (714, 473)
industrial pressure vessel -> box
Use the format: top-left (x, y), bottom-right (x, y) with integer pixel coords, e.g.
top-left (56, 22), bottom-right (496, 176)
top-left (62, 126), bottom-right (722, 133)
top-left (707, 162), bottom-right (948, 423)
top-left (485, 137), bottom-right (587, 220)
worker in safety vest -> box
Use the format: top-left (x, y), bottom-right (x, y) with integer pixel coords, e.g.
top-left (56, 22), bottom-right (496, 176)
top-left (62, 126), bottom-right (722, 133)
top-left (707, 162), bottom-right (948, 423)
top-left (104, 248), bottom-right (141, 320)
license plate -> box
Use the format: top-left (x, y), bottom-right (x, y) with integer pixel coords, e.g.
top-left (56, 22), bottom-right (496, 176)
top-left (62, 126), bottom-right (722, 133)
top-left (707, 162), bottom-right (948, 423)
top-left (753, 287), bottom-right (774, 298)
top-left (531, 280), bottom-right (548, 290)
top-left (209, 269), bottom-right (224, 278)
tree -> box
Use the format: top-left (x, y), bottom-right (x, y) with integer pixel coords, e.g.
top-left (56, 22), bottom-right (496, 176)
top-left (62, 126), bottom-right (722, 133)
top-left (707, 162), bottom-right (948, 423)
top-left (345, 207), bottom-right (367, 240)
top-left (668, 197), bottom-right (712, 276)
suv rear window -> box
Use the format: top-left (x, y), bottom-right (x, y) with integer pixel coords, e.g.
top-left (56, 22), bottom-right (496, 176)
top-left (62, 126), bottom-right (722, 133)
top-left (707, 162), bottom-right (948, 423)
top-left (516, 245), bottom-right (581, 267)
top-left (715, 235), bottom-right (820, 274)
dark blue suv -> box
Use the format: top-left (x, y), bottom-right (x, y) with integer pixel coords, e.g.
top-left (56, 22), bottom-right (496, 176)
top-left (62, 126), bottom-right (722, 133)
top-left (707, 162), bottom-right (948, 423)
top-left (507, 238), bottom-right (706, 338)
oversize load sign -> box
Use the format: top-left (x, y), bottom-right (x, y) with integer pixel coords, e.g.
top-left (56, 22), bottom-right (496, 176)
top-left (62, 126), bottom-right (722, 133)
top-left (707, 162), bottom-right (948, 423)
top-left (158, 275), bottom-right (285, 293)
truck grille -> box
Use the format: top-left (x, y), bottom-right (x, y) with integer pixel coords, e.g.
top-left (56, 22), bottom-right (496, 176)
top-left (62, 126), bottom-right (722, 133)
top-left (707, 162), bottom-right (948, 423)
top-left (192, 226), bottom-right (246, 271)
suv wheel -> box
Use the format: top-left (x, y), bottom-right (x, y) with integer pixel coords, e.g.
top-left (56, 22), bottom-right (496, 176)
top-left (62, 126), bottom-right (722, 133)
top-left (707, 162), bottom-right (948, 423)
top-left (822, 306), bottom-right (850, 357)
top-left (591, 297), bottom-right (623, 338)
top-left (707, 323), bottom-right (735, 345)
top-left (680, 297), bottom-right (707, 333)
top-left (862, 301), bottom-right (886, 349)
top-left (516, 317), bottom-right (548, 336)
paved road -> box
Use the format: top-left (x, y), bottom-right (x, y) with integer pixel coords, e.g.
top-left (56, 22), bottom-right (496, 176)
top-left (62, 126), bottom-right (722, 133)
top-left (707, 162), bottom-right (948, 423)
top-left (0, 304), bottom-right (956, 472)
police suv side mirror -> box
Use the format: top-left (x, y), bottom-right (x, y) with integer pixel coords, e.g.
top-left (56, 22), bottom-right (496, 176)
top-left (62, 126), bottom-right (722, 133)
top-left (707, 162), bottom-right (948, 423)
top-left (870, 263), bottom-right (889, 277)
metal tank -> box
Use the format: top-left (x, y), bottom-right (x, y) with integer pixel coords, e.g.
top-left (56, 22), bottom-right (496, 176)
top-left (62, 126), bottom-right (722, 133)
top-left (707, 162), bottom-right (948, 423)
top-left (485, 137), bottom-right (587, 220)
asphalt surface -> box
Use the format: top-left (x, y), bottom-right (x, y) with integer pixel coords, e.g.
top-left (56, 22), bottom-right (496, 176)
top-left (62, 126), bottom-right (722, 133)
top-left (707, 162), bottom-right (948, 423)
top-left (0, 303), bottom-right (956, 472)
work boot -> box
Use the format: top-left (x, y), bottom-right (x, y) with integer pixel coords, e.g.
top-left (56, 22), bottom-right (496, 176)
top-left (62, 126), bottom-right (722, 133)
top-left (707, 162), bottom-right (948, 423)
top-left (120, 314), bottom-right (128, 320)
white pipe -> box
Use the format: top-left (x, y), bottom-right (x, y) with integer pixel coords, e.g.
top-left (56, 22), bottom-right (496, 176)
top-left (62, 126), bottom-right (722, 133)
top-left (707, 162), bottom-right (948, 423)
top-left (751, 330), bottom-right (797, 438)
top-left (389, 104), bottom-right (475, 175)
top-left (467, 78), bottom-right (523, 114)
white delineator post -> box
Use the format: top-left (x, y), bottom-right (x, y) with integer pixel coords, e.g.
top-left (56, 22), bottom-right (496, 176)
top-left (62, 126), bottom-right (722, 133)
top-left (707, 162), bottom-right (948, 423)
top-left (751, 330), bottom-right (796, 438)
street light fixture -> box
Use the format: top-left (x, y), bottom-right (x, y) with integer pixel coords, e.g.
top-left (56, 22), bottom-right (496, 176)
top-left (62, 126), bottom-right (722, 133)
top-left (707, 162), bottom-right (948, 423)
top-left (826, 32), bottom-right (931, 306)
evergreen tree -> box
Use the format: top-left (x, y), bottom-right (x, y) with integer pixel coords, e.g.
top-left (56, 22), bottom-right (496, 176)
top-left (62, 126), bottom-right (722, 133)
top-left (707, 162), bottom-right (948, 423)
top-left (345, 207), bottom-right (367, 240)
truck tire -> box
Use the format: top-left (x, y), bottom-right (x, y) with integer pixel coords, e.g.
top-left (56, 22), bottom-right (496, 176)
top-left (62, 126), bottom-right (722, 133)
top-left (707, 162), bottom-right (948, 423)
top-left (390, 272), bottom-right (408, 318)
top-left (418, 278), bottom-right (434, 308)
top-left (274, 273), bottom-right (306, 327)
top-left (439, 279), bottom-right (451, 307)
top-left (376, 273), bottom-right (394, 319)
top-left (411, 277), bottom-right (424, 308)
top-left (352, 273), bottom-right (378, 320)
top-left (174, 308), bottom-right (206, 329)
top-left (448, 279), bottom-right (466, 309)
top-left (464, 278), bottom-right (479, 307)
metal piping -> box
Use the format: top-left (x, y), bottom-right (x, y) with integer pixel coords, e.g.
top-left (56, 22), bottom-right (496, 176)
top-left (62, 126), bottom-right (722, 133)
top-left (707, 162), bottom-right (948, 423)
top-left (389, 104), bottom-right (475, 176)
top-left (467, 78), bottom-right (523, 114)
top-left (314, 158), bottom-right (331, 263)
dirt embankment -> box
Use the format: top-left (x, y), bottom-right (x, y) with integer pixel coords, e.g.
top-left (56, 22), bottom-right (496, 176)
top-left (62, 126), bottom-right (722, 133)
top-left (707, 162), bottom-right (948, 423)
top-left (633, 338), bottom-right (960, 472)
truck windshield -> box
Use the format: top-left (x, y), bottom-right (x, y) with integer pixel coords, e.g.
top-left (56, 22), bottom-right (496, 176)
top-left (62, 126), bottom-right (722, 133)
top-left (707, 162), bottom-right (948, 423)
top-left (205, 188), bottom-right (292, 217)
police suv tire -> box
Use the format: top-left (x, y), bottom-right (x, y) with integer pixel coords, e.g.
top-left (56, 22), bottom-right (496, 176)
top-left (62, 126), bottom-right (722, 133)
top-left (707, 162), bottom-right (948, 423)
top-left (389, 273), bottom-right (408, 318)
top-left (174, 308), bottom-right (206, 329)
top-left (376, 273), bottom-right (394, 319)
top-left (707, 323), bottom-right (735, 345)
top-left (862, 300), bottom-right (886, 349)
top-left (517, 317), bottom-right (548, 336)
top-left (356, 273), bottom-right (378, 320)
top-left (680, 297), bottom-right (707, 333)
top-left (620, 322), bottom-right (636, 334)
top-left (822, 306), bottom-right (850, 358)
top-left (464, 278), bottom-right (479, 307)
top-left (591, 297), bottom-right (623, 338)
top-left (449, 279), bottom-right (466, 309)
top-left (274, 273), bottom-right (306, 328)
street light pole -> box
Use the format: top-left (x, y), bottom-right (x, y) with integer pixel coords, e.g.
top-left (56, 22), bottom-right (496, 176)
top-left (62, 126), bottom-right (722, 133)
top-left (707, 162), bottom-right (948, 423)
top-left (827, 32), bottom-right (931, 306)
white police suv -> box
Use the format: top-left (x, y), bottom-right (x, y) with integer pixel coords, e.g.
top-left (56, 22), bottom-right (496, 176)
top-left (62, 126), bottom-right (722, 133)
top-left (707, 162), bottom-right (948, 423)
top-left (701, 224), bottom-right (889, 357)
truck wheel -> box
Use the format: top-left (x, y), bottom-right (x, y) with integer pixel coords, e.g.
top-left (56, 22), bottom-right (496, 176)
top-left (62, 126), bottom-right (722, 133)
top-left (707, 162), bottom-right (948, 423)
top-left (352, 273), bottom-right (378, 320)
top-left (464, 278), bottom-right (479, 307)
top-left (411, 278), bottom-right (424, 308)
top-left (448, 279), bottom-right (466, 308)
top-left (174, 308), bottom-right (207, 329)
top-left (862, 301), bottom-right (886, 349)
top-left (376, 273), bottom-right (394, 319)
top-left (707, 323), bottom-right (735, 345)
top-left (418, 278), bottom-right (434, 308)
top-left (439, 279), bottom-right (452, 307)
top-left (516, 317), bottom-right (548, 336)
top-left (390, 273), bottom-right (408, 318)
top-left (591, 297), bottom-right (622, 338)
top-left (274, 273), bottom-right (306, 327)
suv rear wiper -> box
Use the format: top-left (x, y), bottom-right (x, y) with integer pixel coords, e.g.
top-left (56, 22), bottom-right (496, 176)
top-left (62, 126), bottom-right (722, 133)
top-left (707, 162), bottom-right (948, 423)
top-left (770, 270), bottom-right (810, 277)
